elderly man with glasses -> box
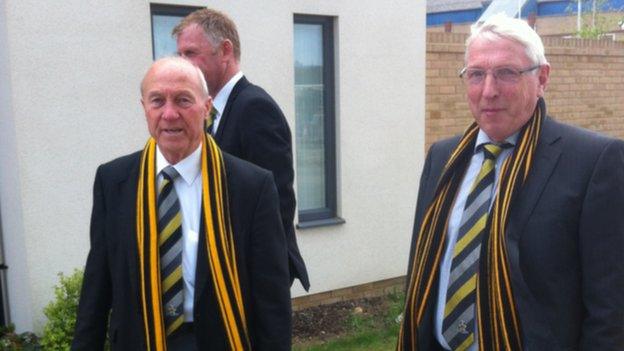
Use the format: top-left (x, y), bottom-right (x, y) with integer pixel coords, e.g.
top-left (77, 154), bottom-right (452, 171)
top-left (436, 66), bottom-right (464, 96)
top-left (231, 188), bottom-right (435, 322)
top-left (398, 14), bottom-right (624, 351)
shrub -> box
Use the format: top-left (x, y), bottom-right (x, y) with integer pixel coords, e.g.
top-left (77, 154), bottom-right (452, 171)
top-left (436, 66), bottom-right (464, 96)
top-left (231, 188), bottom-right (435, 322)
top-left (0, 324), bottom-right (41, 350)
top-left (40, 269), bottom-right (83, 351)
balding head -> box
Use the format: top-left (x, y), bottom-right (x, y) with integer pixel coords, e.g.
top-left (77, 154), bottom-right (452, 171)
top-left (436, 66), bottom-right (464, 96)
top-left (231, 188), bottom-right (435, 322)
top-left (140, 56), bottom-right (209, 98)
top-left (140, 56), bottom-right (212, 164)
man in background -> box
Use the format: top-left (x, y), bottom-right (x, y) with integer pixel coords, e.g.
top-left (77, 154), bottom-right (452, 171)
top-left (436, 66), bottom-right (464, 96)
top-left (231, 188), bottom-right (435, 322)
top-left (174, 8), bottom-right (309, 291)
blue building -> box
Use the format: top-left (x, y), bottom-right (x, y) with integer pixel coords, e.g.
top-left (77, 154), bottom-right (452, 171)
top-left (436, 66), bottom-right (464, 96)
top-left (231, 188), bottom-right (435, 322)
top-left (427, 0), bottom-right (624, 30)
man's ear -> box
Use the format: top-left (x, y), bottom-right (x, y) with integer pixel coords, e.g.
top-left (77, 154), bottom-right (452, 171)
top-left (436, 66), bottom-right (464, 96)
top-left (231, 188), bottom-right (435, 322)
top-left (221, 39), bottom-right (234, 58)
top-left (537, 64), bottom-right (551, 97)
top-left (204, 96), bottom-right (213, 113)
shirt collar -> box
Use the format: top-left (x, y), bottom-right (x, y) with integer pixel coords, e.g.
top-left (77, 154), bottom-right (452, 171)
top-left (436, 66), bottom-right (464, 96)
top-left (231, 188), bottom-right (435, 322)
top-left (155, 144), bottom-right (202, 186)
top-left (212, 71), bottom-right (243, 115)
top-left (474, 129), bottom-right (519, 153)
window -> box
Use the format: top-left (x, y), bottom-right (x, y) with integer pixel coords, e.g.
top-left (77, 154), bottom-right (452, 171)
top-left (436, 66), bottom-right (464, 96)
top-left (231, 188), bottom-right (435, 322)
top-left (294, 15), bottom-right (341, 227)
top-left (150, 4), bottom-right (202, 60)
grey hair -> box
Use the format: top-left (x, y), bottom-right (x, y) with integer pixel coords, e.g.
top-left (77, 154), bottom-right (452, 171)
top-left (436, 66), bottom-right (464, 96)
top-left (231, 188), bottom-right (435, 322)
top-left (140, 56), bottom-right (209, 97)
top-left (172, 8), bottom-right (241, 61)
top-left (465, 13), bottom-right (548, 67)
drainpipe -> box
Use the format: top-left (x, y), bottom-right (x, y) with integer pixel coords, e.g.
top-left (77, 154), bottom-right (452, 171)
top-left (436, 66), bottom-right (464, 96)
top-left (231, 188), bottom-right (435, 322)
top-left (0, 210), bottom-right (9, 326)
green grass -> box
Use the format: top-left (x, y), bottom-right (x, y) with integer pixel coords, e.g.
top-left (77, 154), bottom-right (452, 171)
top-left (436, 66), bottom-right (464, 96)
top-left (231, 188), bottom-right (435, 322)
top-left (294, 292), bottom-right (404, 351)
top-left (294, 328), bottom-right (397, 351)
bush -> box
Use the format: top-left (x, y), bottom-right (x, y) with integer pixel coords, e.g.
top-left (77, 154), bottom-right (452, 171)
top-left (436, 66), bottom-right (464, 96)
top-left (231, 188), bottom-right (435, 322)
top-left (0, 324), bottom-right (41, 350)
top-left (40, 269), bottom-right (83, 351)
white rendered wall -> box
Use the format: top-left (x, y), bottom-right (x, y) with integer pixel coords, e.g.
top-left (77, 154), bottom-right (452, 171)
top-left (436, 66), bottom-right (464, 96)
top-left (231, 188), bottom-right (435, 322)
top-left (1, 0), bottom-right (152, 331)
top-left (285, 1), bottom-right (426, 297)
top-left (0, 0), bottom-right (426, 331)
top-left (1, 1), bottom-right (34, 330)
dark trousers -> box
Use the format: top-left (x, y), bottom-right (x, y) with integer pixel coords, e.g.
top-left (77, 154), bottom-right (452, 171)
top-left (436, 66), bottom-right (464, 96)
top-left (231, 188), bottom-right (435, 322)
top-left (167, 323), bottom-right (197, 351)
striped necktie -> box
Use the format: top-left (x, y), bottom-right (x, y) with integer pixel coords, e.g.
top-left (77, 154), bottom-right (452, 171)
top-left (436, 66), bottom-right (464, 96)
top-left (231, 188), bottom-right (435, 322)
top-left (443, 143), bottom-right (508, 351)
top-left (206, 107), bottom-right (218, 135)
top-left (158, 165), bottom-right (184, 337)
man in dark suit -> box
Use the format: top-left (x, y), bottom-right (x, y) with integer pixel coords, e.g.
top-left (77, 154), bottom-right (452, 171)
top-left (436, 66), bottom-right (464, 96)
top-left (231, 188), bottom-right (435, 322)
top-left (398, 14), bottom-right (624, 350)
top-left (72, 57), bottom-right (291, 350)
top-left (173, 8), bottom-right (309, 291)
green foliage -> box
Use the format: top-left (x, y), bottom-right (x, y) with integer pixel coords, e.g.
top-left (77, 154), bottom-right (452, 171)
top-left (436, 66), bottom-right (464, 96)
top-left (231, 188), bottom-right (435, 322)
top-left (295, 291), bottom-right (406, 351)
top-left (0, 324), bottom-right (41, 350)
top-left (346, 310), bottom-right (376, 334)
top-left (384, 291), bottom-right (405, 336)
top-left (577, 24), bottom-right (607, 38)
top-left (346, 291), bottom-right (405, 335)
top-left (297, 329), bottom-right (397, 351)
top-left (567, 0), bottom-right (620, 39)
top-left (40, 269), bottom-right (83, 351)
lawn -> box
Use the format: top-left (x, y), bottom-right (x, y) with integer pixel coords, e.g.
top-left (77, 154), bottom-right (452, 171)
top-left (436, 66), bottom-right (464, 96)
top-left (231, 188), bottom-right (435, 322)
top-left (293, 292), bottom-right (404, 351)
top-left (294, 328), bottom-right (397, 351)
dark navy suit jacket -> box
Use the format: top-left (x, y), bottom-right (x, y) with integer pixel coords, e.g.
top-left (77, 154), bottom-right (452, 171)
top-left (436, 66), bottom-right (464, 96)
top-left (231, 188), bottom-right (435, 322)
top-left (72, 149), bottom-right (292, 350)
top-left (407, 116), bottom-right (624, 350)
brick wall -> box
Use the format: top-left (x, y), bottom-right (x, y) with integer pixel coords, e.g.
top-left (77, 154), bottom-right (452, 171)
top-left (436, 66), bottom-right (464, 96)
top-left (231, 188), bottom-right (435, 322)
top-left (426, 32), bottom-right (624, 150)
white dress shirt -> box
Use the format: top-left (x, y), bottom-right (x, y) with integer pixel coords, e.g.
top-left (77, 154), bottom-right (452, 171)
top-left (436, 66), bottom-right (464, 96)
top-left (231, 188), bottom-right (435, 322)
top-left (156, 144), bottom-right (202, 322)
top-left (209, 71), bottom-right (244, 134)
top-left (434, 130), bottom-right (518, 350)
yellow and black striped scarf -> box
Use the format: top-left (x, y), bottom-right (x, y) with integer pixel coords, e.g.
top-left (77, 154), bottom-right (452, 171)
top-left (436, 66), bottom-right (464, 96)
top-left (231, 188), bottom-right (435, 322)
top-left (135, 133), bottom-right (251, 350)
top-left (398, 99), bottom-right (545, 350)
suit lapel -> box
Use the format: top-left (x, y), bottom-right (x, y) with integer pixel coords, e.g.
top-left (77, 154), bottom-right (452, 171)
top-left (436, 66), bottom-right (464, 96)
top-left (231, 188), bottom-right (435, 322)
top-left (503, 117), bottom-right (563, 344)
top-left (214, 76), bottom-right (249, 142)
top-left (507, 117), bottom-right (563, 240)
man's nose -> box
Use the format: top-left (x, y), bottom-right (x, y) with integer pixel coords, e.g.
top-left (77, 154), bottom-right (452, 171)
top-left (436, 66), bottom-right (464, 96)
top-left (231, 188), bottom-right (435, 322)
top-left (162, 102), bottom-right (179, 119)
top-left (481, 73), bottom-right (499, 98)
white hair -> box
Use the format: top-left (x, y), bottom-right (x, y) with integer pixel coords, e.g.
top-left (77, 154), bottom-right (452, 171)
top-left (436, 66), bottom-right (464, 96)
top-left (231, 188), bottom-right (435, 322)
top-left (466, 13), bottom-right (548, 66)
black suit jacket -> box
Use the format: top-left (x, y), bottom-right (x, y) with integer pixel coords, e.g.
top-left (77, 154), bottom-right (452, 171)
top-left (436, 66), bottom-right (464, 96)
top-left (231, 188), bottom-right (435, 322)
top-left (408, 117), bottom-right (624, 350)
top-left (214, 76), bottom-right (309, 290)
top-left (72, 149), bottom-right (292, 351)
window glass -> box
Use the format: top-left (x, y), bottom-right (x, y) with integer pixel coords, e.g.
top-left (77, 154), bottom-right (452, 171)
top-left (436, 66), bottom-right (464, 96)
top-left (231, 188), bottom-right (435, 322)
top-left (294, 23), bottom-right (326, 211)
top-left (294, 15), bottom-right (337, 224)
top-left (150, 5), bottom-right (201, 60)
top-left (152, 15), bottom-right (184, 59)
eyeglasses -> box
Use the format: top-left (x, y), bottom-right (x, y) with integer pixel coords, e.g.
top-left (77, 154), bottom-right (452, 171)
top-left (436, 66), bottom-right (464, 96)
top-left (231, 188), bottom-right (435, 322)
top-left (459, 65), bottom-right (541, 85)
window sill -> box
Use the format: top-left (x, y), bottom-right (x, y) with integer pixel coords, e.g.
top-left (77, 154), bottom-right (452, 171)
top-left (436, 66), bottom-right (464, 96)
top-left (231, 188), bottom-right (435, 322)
top-left (296, 217), bottom-right (346, 229)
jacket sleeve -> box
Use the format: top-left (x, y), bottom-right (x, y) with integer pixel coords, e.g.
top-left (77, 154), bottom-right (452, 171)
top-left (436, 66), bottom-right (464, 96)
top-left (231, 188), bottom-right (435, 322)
top-left (240, 97), bottom-right (295, 231)
top-left (578, 139), bottom-right (624, 349)
top-left (248, 173), bottom-right (292, 351)
top-left (71, 166), bottom-right (111, 350)
top-left (239, 97), bottom-right (309, 289)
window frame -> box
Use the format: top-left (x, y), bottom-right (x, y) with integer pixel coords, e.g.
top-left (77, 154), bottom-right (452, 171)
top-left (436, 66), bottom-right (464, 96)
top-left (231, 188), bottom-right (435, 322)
top-left (149, 4), bottom-right (203, 60)
top-left (293, 14), bottom-right (342, 228)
